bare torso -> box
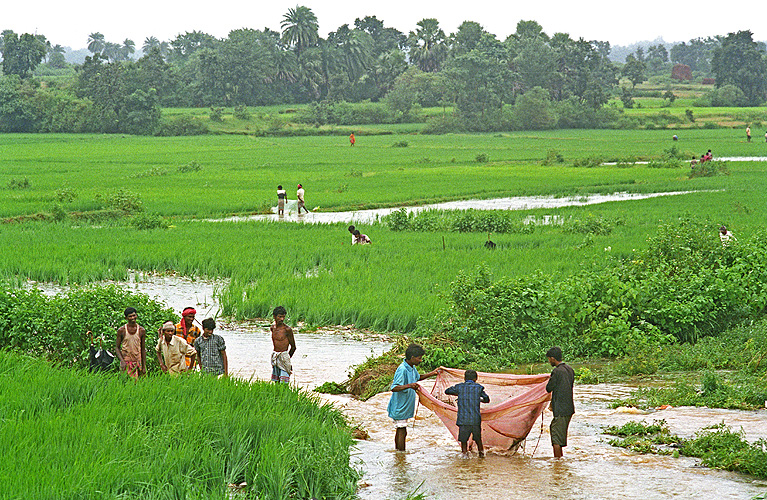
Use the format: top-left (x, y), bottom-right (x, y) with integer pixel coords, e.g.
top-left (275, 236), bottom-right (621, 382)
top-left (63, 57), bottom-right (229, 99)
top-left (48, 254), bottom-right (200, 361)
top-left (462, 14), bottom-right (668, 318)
top-left (271, 323), bottom-right (295, 354)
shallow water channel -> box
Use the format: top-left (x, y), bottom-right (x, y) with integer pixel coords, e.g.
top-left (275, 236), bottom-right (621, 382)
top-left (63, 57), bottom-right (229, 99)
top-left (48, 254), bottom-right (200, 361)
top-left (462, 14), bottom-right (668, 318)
top-left (33, 273), bottom-right (767, 499)
top-left (214, 191), bottom-right (705, 225)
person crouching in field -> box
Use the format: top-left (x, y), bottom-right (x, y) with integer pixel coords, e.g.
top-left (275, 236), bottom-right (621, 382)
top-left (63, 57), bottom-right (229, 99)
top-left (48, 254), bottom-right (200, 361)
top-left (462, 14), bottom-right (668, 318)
top-left (156, 320), bottom-right (196, 376)
top-left (270, 306), bottom-right (296, 384)
top-left (193, 318), bottom-right (228, 376)
top-left (387, 344), bottom-right (439, 451)
top-left (115, 307), bottom-right (146, 380)
top-left (445, 369), bottom-right (490, 458)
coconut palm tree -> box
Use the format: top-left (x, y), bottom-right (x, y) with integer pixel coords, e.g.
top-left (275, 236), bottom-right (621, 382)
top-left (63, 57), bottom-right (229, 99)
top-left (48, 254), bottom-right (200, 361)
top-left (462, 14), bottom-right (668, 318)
top-left (407, 19), bottom-right (448, 72)
top-left (121, 39), bottom-right (135, 60)
top-left (87, 32), bottom-right (105, 54)
top-left (280, 6), bottom-right (319, 58)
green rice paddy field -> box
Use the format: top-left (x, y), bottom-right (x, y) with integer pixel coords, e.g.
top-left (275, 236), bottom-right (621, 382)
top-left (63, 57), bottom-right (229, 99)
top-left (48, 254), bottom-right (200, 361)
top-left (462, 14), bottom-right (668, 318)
top-left (1, 129), bottom-right (765, 330)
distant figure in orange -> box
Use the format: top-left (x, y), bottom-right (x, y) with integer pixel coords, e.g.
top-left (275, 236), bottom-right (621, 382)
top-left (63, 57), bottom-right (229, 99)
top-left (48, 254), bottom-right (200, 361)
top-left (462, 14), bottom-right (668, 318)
top-left (350, 132), bottom-right (356, 146)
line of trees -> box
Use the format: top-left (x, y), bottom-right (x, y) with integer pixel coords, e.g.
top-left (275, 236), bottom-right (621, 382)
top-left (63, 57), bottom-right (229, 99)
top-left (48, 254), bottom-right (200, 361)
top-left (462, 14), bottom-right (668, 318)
top-left (1, 10), bottom-right (766, 134)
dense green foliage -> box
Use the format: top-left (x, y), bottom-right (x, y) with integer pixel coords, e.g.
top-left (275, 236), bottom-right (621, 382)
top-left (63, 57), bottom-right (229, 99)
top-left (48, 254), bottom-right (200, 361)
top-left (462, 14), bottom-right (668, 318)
top-left (0, 286), bottom-right (174, 369)
top-left (2, 16), bottom-right (766, 134)
top-left (427, 220), bottom-right (767, 364)
top-left (0, 351), bottom-right (359, 499)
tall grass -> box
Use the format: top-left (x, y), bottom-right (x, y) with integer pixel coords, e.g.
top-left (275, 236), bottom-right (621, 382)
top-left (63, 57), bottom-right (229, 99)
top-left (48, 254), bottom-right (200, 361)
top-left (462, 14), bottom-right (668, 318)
top-left (0, 351), bottom-right (359, 499)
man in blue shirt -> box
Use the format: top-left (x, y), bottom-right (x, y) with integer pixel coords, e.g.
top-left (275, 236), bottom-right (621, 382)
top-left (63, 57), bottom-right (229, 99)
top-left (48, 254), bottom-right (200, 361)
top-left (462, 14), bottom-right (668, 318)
top-left (387, 344), bottom-right (439, 451)
top-left (445, 369), bottom-right (490, 457)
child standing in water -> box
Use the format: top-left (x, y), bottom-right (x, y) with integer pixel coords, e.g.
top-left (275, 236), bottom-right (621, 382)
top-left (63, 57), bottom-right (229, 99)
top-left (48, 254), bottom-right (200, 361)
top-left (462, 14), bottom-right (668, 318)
top-left (445, 369), bottom-right (490, 457)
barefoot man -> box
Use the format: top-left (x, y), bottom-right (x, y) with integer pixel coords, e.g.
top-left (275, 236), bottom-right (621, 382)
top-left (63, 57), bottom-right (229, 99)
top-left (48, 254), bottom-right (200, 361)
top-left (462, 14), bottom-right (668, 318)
top-left (115, 307), bottom-right (146, 380)
top-left (270, 306), bottom-right (296, 384)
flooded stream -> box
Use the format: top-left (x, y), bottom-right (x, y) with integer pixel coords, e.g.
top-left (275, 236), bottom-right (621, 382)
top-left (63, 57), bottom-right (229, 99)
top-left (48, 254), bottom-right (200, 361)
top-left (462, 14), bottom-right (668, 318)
top-left (212, 191), bottom-right (706, 225)
top-left (31, 273), bottom-right (767, 499)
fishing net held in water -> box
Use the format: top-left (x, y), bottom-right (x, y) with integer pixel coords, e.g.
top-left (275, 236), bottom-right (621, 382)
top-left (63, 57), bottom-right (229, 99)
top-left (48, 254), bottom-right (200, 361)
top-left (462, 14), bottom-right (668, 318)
top-left (417, 367), bottom-right (551, 450)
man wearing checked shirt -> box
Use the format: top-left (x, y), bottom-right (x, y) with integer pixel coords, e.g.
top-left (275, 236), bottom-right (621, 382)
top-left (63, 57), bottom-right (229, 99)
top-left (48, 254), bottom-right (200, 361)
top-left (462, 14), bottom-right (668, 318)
top-left (445, 369), bottom-right (490, 458)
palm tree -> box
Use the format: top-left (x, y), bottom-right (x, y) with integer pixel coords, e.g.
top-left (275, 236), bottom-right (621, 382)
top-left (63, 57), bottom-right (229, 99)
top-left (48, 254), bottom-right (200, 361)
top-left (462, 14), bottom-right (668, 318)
top-left (102, 41), bottom-right (120, 61)
top-left (142, 36), bottom-right (160, 53)
top-left (87, 32), bottom-right (105, 54)
top-left (121, 39), bottom-right (135, 60)
top-left (407, 19), bottom-right (448, 72)
top-left (280, 6), bottom-right (319, 58)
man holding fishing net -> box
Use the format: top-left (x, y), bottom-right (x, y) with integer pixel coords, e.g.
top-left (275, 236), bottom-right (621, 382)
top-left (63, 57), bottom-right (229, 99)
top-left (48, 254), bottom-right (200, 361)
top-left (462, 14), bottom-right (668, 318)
top-left (388, 344), bottom-right (439, 451)
top-left (546, 346), bottom-right (575, 458)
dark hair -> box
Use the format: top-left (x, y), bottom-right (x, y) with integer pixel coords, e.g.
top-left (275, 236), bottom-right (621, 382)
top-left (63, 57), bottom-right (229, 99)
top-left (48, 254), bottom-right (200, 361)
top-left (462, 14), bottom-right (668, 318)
top-left (464, 369), bottom-right (478, 381)
top-left (546, 346), bottom-right (563, 361)
top-left (405, 343), bottom-right (425, 360)
top-left (124, 307), bottom-right (137, 317)
top-left (353, 229), bottom-right (361, 236)
top-left (348, 225), bottom-right (355, 233)
top-left (278, 185), bottom-right (283, 190)
top-left (273, 305), bottom-right (287, 316)
top-left (201, 318), bottom-right (216, 330)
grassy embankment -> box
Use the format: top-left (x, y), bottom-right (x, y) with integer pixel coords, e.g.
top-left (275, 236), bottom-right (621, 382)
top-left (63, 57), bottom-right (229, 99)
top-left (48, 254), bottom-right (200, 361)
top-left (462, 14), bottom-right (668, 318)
top-left (0, 351), bottom-right (359, 500)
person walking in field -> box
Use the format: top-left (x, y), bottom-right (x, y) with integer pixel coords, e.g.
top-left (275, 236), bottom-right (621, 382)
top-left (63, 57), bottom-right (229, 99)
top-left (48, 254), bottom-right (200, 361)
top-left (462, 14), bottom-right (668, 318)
top-left (115, 307), bottom-right (146, 380)
top-left (387, 344), bottom-right (439, 451)
top-left (156, 320), bottom-right (196, 375)
top-left (445, 369), bottom-right (490, 458)
top-left (193, 318), bottom-right (228, 376)
top-left (296, 184), bottom-right (309, 214)
top-left (350, 132), bottom-right (356, 146)
top-left (746, 126), bottom-right (752, 142)
top-left (277, 185), bottom-right (287, 216)
top-left (176, 307), bottom-right (200, 369)
top-left (270, 306), bottom-right (296, 384)
top-left (545, 346), bottom-right (575, 458)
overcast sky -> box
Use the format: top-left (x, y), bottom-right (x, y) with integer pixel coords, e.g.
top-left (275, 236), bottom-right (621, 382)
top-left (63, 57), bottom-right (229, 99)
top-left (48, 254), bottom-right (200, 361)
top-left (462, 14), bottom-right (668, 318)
top-left (5, 0), bottom-right (763, 50)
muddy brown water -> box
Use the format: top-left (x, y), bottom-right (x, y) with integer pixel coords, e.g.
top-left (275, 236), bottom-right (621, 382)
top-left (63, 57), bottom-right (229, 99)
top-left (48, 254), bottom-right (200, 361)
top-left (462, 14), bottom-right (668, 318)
top-left (30, 273), bottom-right (767, 499)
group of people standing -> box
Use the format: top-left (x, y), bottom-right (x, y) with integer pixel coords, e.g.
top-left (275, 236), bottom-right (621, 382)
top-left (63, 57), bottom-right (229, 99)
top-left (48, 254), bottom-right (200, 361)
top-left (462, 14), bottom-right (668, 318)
top-left (115, 307), bottom-right (228, 379)
top-left (276, 184), bottom-right (309, 216)
top-left (387, 344), bottom-right (575, 459)
top-left (114, 305), bottom-right (298, 385)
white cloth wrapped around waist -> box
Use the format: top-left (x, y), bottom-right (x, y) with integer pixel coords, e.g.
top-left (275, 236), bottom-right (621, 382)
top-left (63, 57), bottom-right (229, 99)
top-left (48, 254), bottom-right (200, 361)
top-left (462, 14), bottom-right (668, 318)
top-left (271, 351), bottom-right (292, 375)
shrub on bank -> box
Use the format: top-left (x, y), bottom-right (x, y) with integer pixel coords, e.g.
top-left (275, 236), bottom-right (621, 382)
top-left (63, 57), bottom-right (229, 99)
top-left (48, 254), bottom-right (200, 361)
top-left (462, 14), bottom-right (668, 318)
top-left (427, 221), bottom-right (767, 364)
top-left (0, 286), bottom-right (174, 369)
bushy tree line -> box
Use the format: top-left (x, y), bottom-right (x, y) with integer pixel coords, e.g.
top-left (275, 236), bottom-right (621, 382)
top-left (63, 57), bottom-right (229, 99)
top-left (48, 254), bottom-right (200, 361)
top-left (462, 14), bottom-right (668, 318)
top-left (1, 14), bottom-right (766, 134)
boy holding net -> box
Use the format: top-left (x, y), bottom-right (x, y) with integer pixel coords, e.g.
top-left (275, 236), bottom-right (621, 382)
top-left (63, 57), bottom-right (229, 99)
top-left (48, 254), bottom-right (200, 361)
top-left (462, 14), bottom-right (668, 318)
top-left (445, 369), bottom-right (490, 457)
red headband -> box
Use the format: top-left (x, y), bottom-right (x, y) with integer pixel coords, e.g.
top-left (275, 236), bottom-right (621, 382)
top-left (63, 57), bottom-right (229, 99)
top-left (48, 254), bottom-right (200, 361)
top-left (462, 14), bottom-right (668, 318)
top-left (182, 308), bottom-right (196, 316)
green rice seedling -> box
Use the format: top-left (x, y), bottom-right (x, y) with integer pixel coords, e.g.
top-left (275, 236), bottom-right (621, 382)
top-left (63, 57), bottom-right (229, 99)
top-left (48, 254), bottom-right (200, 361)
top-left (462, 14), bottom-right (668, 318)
top-left (0, 351), bottom-right (359, 499)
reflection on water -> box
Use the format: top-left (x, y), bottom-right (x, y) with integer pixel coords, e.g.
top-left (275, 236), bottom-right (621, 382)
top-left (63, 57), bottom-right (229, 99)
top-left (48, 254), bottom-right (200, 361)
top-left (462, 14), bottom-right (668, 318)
top-left (28, 273), bottom-right (767, 499)
top-left (211, 191), bottom-right (705, 225)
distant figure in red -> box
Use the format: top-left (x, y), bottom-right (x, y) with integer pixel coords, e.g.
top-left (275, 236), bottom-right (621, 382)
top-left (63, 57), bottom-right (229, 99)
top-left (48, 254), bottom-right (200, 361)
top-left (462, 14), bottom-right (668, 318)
top-left (349, 133), bottom-right (356, 146)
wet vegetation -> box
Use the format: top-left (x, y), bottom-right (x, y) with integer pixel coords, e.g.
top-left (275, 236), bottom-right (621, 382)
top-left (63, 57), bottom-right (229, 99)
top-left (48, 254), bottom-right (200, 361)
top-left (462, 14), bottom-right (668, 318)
top-left (604, 420), bottom-right (767, 479)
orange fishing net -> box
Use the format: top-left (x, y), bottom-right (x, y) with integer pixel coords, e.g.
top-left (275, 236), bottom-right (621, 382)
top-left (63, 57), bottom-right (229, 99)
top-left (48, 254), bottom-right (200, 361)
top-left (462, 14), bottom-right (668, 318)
top-left (416, 367), bottom-right (551, 450)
